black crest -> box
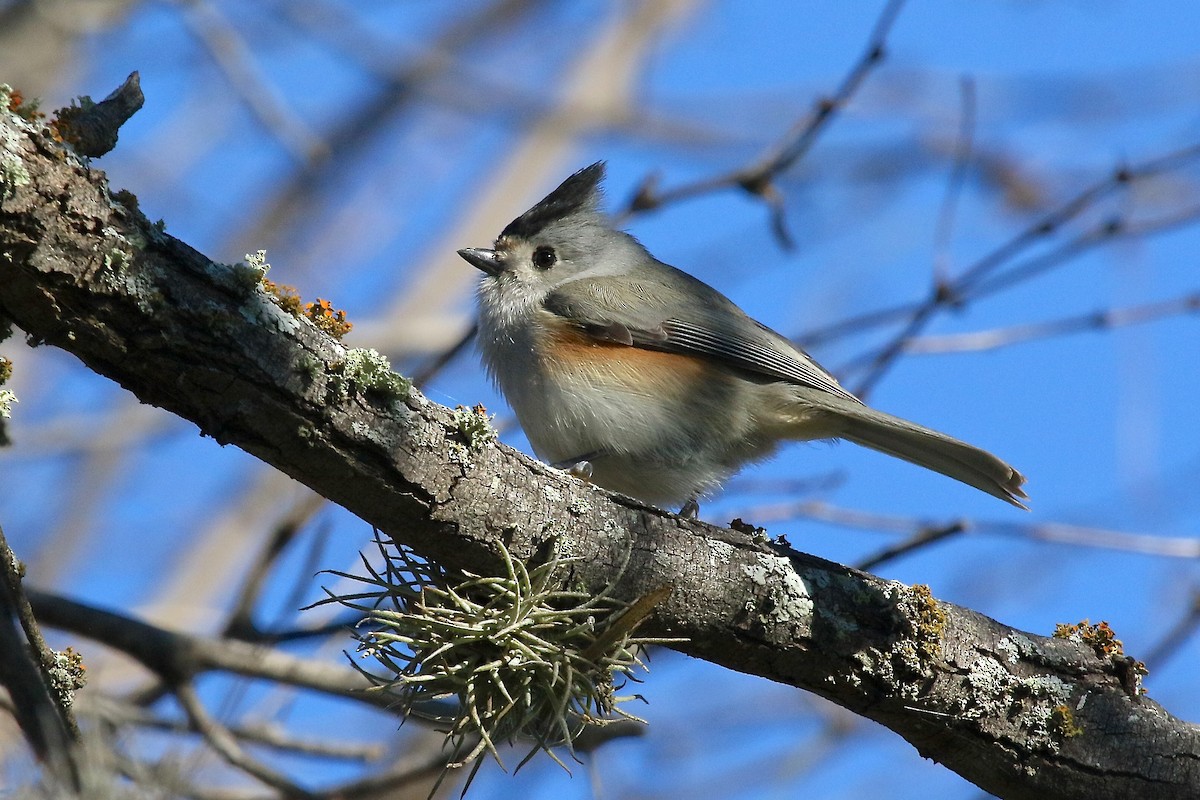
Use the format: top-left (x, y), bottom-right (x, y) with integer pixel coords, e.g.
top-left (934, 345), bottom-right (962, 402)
top-left (500, 161), bottom-right (606, 240)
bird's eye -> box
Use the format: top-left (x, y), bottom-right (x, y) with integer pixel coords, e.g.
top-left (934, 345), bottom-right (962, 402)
top-left (532, 246), bottom-right (557, 270)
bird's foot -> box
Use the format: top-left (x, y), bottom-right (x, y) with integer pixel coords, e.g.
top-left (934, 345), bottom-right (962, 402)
top-left (552, 455), bottom-right (595, 481)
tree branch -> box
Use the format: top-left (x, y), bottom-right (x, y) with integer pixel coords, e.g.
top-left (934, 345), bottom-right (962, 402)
top-left (0, 525), bottom-right (81, 789)
top-left (23, 589), bottom-right (380, 707)
top-left (1, 99), bottom-right (1197, 800)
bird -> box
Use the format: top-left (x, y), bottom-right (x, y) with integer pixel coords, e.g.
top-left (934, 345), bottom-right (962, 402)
top-left (458, 162), bottom-right (1027, 516)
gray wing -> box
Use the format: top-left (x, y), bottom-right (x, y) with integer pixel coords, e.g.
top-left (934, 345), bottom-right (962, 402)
top-left (543, 270), bottom-right (860, 403)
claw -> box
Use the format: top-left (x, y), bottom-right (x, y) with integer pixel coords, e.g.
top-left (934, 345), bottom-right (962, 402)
top-left (552, 455), bottom-right (595, 481)
top-left (566, 460), bottom-right (593, 480)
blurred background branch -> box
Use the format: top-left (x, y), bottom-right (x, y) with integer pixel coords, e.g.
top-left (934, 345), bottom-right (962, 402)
top-left (2, 1), bottom-right (1200, 798)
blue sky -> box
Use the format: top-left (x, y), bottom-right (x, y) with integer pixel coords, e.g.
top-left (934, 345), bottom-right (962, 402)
top-left (2, 2), bottom-right (1198, 797)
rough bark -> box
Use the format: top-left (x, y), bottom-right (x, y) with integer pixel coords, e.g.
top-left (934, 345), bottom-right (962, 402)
top-left (1, 104), bottom-right (1197, 800)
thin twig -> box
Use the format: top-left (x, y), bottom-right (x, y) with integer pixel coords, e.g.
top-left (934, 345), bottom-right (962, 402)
top-left (307, 741), bottom-right (457, 800)
top-left (1142, 589), bottom-right (1200, 672)
top-left (855, 521), bottom-right (968, 571)
top-left (759, 0), bottom-right (908, 175)
top-left (750, 501), bottom-right (1200, 558)
top-left (903, 291), bottom-right (1200, 354)
top-left (24, 589), bottom-right (386, 708)
top-left (176, 681), bottom-right (318, 799)
top-left (836, 214), bottom-right (1186, 378)
top-left (968, 205), bottom-right (1200, 299)
top-left (847, 142), bottom-right (1200, 395)
top-left (410, 323), bottom-right (479, 389)
top-left (174, 0), bottom-right (326, 162)
top-left (235, 0), bottom-right (553, 246)
top-left (617, 0), bottom-right (908, 248)
top-left (224, 493), bottom-right (327, 642)
top-left (0, 525), bottom-right (81, 788)
top-left (78, 694), bottom-right (385, 761)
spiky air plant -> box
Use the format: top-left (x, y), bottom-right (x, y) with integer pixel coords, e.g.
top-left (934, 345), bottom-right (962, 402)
top-left (317, 534), bottom-right (678, 792)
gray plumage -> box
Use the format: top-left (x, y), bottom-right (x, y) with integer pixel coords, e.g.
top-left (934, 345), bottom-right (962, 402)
top-left (460, 162), bottom-right (1027, 511)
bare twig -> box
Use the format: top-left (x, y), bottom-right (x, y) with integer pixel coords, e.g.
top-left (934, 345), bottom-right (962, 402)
top-left (997, 521), bottom-right (1200, 558)
top-left (0, 525), bottom-right (80, 786)
top-left (1143, 589), bottom-right (1200, 672)
top-left (968, 206), bottom-right (1200, 300)
top-left (797, 144), bottom-right (1200, 350)
top-left (176, 681), bottom-right (318, 799)
top-left (754, 0), bottom-right (908, 180)
top-left (233, 0), bottom-right (553, 248)
top-left (173, 0), bottom-right (326, 162)
top-left (751, 501), bottom-right (1200, 559)
top-left (0, 527), bottom-right (81, 738)
top-left (903, 291), bottom-right (1200, 354)
top-left (307, 742), bottom-right (456, 800)
top-left (224, 492), bottom-right (328, 642)
top-left (618, 0), bottom-right (908, 248)
top-left (846, 142), bottom-right (1200, 395)
top-left (78, 694), bottom-right (385, 762)
top-left (24, 589), bottom-right (383, 708)
top-left (855, 520), bottom-right (968, 571)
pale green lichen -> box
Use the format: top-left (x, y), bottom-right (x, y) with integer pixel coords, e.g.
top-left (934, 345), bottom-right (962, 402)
top-left (853, 582), bottom-right (946, 694)
top-left (334, 348), bottom-right (411, 403)
top-left (566, 496), bottom-right (593, 516)
top-left (962, 656), bottom-right (1019, 715)
top-left (0, 355), bottom-right (15, 419)
top-left (997, 633), bottom-right (1036, 664)
top-left (295, 354), bottom-right (321, 382)
top-left (1016, 674), bottom-right (1075, 749)
top-left (231, 249), bottom-right (272, 292)
top-left (245, 249), bottom-right (270, 278)
top-left (742, 556), bottom-right (814, 633)
top-left (48, 647), bottom-right (87, 708)
top-left (453, 403), bottom-right (497, 451)
top-left (0, 389), bottom-right (16, 418)
top-left (102, 221), bottom-right (146, 253)
top-left (0, 91), bottom-right (31, 200)
top-left (103, 248), bottom-right (131, 272)
top-left (1020, 673), bottom-right (1073, 702)
top-left (844, 582), bottom-right (951, 702)
top-left (0, 154), bottom-right (29, 199)
top-left (956, 655), bottom-right (1079, 753)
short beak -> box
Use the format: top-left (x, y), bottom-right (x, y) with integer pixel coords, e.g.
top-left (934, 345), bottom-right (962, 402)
top-left (457, 247), bottom-right (502, 276)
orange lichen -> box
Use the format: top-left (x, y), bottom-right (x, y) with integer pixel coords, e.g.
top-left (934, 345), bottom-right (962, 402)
top-left (262, 278), bottom-right (303, 316)
top-left (1053, 619), bottom-right (1124, 658)
top-left (304, 298), bottom-right (353, 340)
top-left (1053, 619), bottom-right (1148, 693)
top-left (7, 88), bottom-right (44, 121)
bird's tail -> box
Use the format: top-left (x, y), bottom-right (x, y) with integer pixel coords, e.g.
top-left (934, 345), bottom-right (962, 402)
top-left (819, 398), bottom-right (1028, 508)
